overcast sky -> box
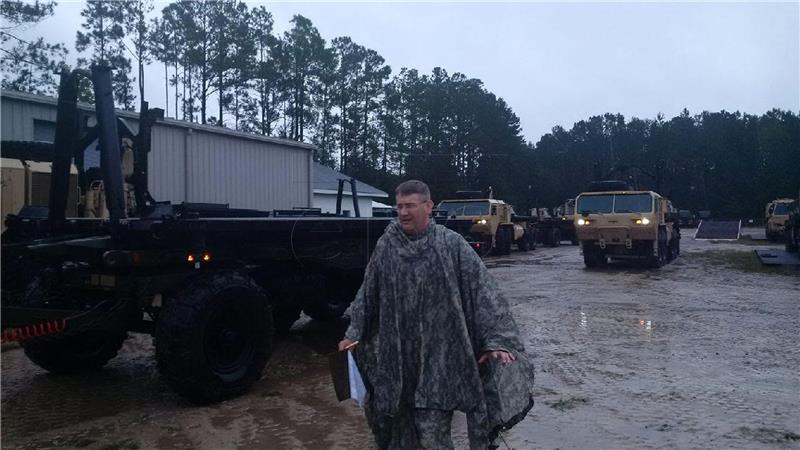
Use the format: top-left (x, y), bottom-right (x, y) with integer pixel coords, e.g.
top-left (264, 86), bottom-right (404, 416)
top-left (16, 0), bottom-right (800, 143)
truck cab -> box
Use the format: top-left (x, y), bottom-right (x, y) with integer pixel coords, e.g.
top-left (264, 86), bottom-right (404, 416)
top-left (575, 190), bottom-right (680, 268)
top-left (765, 198), bottom-right (793, 242)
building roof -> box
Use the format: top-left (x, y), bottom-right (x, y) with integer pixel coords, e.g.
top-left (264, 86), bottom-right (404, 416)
top-left (1, 89), bottom-right (316, 151)
top-left (313, 162), bottom-right (388, 198)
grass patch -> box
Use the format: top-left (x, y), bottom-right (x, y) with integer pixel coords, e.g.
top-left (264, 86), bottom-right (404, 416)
top-left (691, 249), bottom-right (798, 275)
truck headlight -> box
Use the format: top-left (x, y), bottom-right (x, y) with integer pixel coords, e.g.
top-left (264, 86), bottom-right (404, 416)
top-left (578, 218), bottom-right (590, 226)
top-left (635, 218), bottom-right (650, 225)
top-left (476, 219), bottom-right (487, 225)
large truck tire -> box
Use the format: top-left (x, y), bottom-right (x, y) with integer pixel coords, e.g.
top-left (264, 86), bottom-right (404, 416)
top-left (668, 236), bottom-right (680, 260)
top-left (517, 233), bottom-right (531, 252)
top-left (786, 223), bottom-right (799, 253)
top-left (647, 233), bottom-right (668, 268)
top-left (528, 231), bottom-right (538, 250)
top-left (582, 244), bottom-right (606, 268)
top-left (494, 226), bottom-right (512, 255)
top-left (21, 278), bottom-right (128, 374)
top-left (23, 330), bottom-right (128, 374)
top-left (155, 271), bottom-right (273, 404)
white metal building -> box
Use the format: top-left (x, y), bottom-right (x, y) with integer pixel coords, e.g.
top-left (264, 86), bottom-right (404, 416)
top-left (312, 162), bottom-right (388, 217)
top-left (1, 90), bottom-right (314, 212)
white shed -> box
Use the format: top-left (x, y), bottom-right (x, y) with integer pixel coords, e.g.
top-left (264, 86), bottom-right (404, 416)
top-left (312, 163), bottom-right (388, 217)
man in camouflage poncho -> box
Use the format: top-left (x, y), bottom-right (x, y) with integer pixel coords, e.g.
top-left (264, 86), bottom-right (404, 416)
top-left (338, 180), bottom-right (534, 449)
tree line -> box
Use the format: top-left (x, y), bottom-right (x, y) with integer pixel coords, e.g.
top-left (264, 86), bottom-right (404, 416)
top-left (1, 0), bottom-right (797, 219)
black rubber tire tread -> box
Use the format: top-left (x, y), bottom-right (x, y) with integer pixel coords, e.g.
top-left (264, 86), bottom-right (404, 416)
top-left (582, 244), bottom-right (606, 268)
top-left (647, 234), bottom-right (667, 269)
top-left (494, 226), bottom-right (513, 255)
top-left (155, 271), bottom-right (273, 404)
top-left (23, 330), bottom-right (128, 374)
top-left (517, 234), bottom-right (530, 252)
top-left (583, 252), bottom-right (598, 268)
top-left (21, 278), bottom-right (128, 374)
top-left (785, 224), bottom-right (799, 253)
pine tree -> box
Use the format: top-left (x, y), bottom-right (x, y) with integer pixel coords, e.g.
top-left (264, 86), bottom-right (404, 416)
top-left (249, 6), bottom-right (281, 135)
top-left (0, 0), bottom-right (67, 95)
top-left (119, 0), bottom-right (153, 109)
top-left (75, 0), bottom-right (133, 109)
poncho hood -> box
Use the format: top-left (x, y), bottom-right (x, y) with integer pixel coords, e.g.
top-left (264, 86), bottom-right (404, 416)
top-left (382, 219), bottom-right (438, 258)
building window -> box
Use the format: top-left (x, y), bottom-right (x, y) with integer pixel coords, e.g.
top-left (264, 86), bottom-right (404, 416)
top-left (33, 119), bottom-right (56, 142)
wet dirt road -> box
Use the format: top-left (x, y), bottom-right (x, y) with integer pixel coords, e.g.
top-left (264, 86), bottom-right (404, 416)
top-left (2, 229), bottom-right (799, 449)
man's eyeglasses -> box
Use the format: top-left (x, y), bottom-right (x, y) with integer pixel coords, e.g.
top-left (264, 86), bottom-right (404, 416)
top-left (396, 202), bottom-right (423, 212)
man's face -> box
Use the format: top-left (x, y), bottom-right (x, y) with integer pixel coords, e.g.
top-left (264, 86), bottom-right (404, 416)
top-left (396, 193), bottom-right (433, 235)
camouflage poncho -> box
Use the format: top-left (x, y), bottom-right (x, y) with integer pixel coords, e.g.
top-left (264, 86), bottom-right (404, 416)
top-left (345, 219), bottom-right (534, 438)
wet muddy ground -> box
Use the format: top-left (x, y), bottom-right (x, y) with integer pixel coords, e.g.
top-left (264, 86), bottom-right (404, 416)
top-left (2, 228), bottom-right (799, 449)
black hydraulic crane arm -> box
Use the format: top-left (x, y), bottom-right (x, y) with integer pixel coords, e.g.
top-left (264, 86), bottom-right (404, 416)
top-left (47, 66), bottom-right (126, 229)
top-left (335, 178), bottom-right (361, 218)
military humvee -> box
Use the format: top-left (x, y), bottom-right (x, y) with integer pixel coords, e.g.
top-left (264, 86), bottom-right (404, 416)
top-left (436, 192), bottom-right (535, 256)
top-left (765, 198), bottom-right (793, 242)
top-left (575, 188), bottom-right (680, 268)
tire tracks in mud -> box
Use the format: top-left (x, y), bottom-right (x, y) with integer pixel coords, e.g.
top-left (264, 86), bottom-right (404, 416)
top-left (487, 235), bottom-right (800, 449)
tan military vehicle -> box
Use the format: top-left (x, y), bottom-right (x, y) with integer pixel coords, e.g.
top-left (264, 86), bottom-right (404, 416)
top-left (575, 187), bottom-right (680, 268)
top-left (1, 158), bottom-right (80, 231)
top-left (554, 198), bottom-right (579, 245)
top-left (436, 192), bottom-right (535, 256)
top-left (765, 198), bottom-right (793, 242)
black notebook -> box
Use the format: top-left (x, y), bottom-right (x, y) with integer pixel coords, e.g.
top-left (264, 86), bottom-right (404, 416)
top-left (328, 351), bottom-right (351, 402)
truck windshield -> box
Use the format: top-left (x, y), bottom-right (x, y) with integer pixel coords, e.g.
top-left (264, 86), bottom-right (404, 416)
top-left (577, 195), bottom-right (613, 214)
top-left (613, 194), bottom-right (653, 213)
top-left (438, 201), bottom-right (490, 216)
top-left (577, 193), bottom-right (653, 214)
top-left (774, 203), bottom-right (790, 215)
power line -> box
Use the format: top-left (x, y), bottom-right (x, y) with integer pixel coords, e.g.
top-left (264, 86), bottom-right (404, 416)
top-left (120, 40), bottom-right (139, 62)
top-left (0, 30), bottom-right (33, 46)
top-left (0, 47), bottom-right (53, 72)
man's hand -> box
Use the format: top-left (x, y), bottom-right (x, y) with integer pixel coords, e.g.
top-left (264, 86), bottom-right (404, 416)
top-left (478, 350), bottom-right (515, 364)
top-left (338, 339), bottom-right (359, 352)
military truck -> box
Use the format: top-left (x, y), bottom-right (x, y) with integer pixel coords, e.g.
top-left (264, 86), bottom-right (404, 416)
top-left (528, 207), bottom-right (566, 247)
top-left (435, 191), bottom-right (536, 256)
top-left (553, 198), bottom-right (579, 245)
top-left (1, 66), bottom-right (391, 404)
top-left (575, 186), bottom-right (680, 268)
top-left (678, 210), bottom-right (697, 228)
top-left (0, 158), bottom-right (80, 231)
top-left (784, 194), bottom-right (799, 253)
top-left (765, 198), bottom-right (793, 242)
